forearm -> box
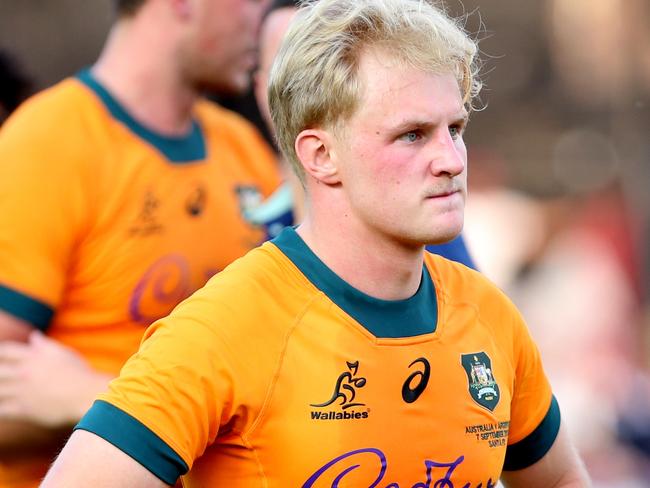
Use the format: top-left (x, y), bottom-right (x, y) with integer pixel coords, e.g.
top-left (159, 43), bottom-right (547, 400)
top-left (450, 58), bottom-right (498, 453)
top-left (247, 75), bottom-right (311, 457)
top-left (0, 365), bottom-right (112, 449)
top-left (60, 369), bottom-right (114, 424)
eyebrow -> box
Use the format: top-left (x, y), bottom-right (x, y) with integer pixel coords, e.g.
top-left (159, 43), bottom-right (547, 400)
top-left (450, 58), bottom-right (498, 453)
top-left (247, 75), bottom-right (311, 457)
top-left (388, 110), bottom-right (469, 133)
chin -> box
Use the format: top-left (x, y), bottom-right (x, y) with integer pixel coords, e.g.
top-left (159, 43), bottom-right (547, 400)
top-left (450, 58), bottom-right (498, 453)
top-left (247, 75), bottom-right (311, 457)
top-left (197, 74), bottom-right (250, 97)
top-left (423, 233), bottom-right (460, 246)
top-left (421, 222), bottom-right (464, 245)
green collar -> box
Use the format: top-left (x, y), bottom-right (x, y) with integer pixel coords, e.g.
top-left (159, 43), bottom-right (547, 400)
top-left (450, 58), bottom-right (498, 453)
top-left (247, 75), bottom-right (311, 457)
top-left (272, 227), bottom-right (438, 338)
top-left (77, 69), bottom-right (206, 163)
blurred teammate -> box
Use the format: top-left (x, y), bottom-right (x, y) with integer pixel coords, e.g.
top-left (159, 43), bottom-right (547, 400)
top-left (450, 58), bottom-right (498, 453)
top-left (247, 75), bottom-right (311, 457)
top-left (0, 0), bottom-right (280, 486)
top-left (43, 0), bottom-right (589, 486)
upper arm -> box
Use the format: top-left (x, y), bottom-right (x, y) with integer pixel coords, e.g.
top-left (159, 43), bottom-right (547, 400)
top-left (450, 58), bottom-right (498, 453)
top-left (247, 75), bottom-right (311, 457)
top-left (493, 298), bottom-right (561, 470)
top-left (501, 422), bottom-right (590, 488)
top-left (0, 309), bottom-right (33, 342)
top-left (70, 289), bottom-right (246, 483)
top-left (42, 429), bottom-right (170, 488)
top-left (69, 273), bottom-right (280, 484)
top-left (0, 98), bottom-right (86, 331)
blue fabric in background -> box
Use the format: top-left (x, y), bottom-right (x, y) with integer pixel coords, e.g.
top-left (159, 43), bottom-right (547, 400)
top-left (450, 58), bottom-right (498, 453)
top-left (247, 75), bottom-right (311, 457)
top-left (426, 234), bottom-right (476, 270)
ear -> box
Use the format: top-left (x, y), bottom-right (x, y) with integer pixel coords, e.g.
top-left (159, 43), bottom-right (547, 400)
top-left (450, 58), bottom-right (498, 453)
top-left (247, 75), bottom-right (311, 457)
top-left (295, 129), bottom-right (341, 185)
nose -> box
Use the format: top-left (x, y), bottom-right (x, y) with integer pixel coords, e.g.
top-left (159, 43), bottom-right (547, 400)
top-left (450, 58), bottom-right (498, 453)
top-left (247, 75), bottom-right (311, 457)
top-left (428, 129), bottom-right (466, 178)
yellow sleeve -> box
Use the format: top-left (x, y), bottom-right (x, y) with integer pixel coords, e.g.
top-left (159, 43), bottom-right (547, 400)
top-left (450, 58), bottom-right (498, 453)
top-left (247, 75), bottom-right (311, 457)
top-left (77, 251), bottom-right (285, 483)
top-left (504, 305), bottom-right (561, 470)
top-left (0, 88), bottom-right (90, 326)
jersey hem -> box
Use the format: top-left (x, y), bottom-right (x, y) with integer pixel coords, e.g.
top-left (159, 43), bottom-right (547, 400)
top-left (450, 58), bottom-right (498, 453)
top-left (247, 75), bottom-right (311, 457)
top-left (0, 284), bottom-right (53, 330)
top-left (75, 399), bottom-right (188, 485)
top-left (502, 395), bottom-right (561, 471)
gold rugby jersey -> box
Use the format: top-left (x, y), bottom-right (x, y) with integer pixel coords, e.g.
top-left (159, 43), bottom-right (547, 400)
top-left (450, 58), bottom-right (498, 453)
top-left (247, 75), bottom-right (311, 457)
top-left (0, 70), bottom-right (282, 488)
top-left (79, 227), bottom-right (560, 487)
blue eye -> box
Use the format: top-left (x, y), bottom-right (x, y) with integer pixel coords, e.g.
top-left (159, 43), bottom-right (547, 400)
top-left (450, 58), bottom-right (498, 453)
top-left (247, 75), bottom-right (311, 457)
top-left (401, 131), bottom-right (420, 142)
top-left (449, 126), bottom-right (462, 140)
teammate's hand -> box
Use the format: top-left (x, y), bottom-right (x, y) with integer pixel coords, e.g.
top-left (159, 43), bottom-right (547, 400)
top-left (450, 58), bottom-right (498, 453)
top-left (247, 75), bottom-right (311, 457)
top-left (0, 331), bottom-right (112, 427)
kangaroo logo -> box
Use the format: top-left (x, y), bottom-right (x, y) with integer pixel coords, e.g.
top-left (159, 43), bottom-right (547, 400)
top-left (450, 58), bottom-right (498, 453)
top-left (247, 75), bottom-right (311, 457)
top-left (311, 361), bottom-right (367, 410)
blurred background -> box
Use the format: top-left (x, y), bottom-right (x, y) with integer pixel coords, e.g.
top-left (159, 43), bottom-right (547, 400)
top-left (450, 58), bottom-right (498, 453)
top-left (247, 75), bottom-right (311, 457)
top-left (1, 0), bottom-right (649, 485)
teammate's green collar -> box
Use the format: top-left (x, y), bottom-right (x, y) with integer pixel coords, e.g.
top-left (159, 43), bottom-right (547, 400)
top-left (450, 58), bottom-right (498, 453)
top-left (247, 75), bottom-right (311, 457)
top-left (272, 227), bottom-right (438, 339)
top-left (76, 69), bottom-right (206, 163)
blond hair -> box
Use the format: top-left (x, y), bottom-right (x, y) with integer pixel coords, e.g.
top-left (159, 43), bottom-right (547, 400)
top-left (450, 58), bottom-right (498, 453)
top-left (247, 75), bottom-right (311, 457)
top-left (268, 0), bottom-right (481, 184)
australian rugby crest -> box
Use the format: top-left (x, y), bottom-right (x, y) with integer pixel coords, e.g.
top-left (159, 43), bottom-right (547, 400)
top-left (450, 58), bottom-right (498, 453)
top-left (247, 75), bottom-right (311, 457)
top-left (461, 352), bottom-right (500, 411)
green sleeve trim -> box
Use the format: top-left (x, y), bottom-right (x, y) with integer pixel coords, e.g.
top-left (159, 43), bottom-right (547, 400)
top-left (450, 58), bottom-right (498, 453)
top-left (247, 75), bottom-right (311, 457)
top-left (0, 284), bottom-right (53, 330)
top-left (503, 395), bottom-right (561, 471)
top-left (75, 400), bottom-right (189, 485)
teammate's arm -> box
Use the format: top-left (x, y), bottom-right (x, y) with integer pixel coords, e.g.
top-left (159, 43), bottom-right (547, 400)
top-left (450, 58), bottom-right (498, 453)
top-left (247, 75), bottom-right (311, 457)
top-left (0, 309), bottom-right (32, 341)
top-left (0, 312), bottom-right (58, 453)
top-left (500, 423), bottom-right (590, 488)
top-left (0, 313), bottom-right (112, 450)
top-left (42, 429), bottom-right (169, 487)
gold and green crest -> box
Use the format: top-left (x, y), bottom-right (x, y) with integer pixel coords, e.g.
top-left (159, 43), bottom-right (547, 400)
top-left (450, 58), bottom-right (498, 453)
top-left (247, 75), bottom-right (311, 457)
top-left (461, 352), bottom-right (500, 411)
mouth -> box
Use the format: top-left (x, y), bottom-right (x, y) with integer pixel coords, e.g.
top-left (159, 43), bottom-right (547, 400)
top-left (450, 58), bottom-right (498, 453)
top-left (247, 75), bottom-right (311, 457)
top-left (425, 189), bottom-right (461, 200)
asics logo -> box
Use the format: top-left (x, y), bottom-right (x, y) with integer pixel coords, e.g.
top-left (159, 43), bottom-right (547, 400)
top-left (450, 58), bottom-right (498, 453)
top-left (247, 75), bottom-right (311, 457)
top-left (402, 357), bottom-right (431, 403)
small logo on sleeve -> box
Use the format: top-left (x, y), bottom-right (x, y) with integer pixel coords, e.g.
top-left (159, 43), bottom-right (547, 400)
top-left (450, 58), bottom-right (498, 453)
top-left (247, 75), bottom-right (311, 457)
top-left (461, 352), bottom-right (500, 411)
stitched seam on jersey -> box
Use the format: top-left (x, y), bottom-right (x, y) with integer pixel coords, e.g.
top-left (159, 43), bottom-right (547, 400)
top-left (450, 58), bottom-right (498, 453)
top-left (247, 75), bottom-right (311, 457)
top-left (235, 431), bottom-right (269, 488)
top-left (266, 242), bottom-right (321, 292)
top-left (241, 291), bottom-right (322, 440)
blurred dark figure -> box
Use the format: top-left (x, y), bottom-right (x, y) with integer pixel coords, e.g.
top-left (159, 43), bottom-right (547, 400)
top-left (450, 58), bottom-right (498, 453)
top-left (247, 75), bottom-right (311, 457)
top-left (0, 50), bottom-right (32, 124)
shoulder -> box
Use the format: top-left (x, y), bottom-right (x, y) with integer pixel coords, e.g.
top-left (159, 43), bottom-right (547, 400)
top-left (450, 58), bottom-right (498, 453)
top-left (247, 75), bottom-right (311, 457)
top-left (166, 241), bottom-right (312, 338)
top-left (2, 77), bottom-right (98, 133)
top-left (194, 99), bottom-right (280, 189)
top-left (194, 98), bottom-right (270, 142)
top-left (424, 251), bottom-right (502, 303)
top-left (206, 241), bottom-right (294, 296)
top-left (0, 77), bottom-right (106, 167)
top-left (425, 251), bottom-right (525, 337)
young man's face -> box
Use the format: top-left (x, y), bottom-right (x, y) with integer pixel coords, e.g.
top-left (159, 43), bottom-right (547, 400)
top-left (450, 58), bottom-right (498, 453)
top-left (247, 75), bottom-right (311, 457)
top-left (184, 0), bottom-right (269, 94)
top-left (331, 49), bottom-right (468, 246)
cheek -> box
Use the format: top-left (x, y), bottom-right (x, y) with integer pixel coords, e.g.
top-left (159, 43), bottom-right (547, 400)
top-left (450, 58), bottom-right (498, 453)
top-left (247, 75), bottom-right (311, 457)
top-left (372, 151), bottom-right (418, 189)
top-left (355, 143), bottom-right (407, 177)
top-left (198, 8), bottom-right (242, 49)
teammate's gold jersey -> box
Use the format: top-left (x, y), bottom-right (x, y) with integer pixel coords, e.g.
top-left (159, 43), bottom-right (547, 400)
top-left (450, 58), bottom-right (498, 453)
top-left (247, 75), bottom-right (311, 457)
top-left (80, 227), bottom-right (560, 487)
top-left (0, 71), bottom-right (282, 487)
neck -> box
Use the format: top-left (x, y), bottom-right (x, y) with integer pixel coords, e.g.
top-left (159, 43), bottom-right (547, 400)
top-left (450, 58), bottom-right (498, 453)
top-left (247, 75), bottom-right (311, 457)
top-left (91, 17), bottom-right (196, 135)
top-left (297, 206), bottom-right (425, 301)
